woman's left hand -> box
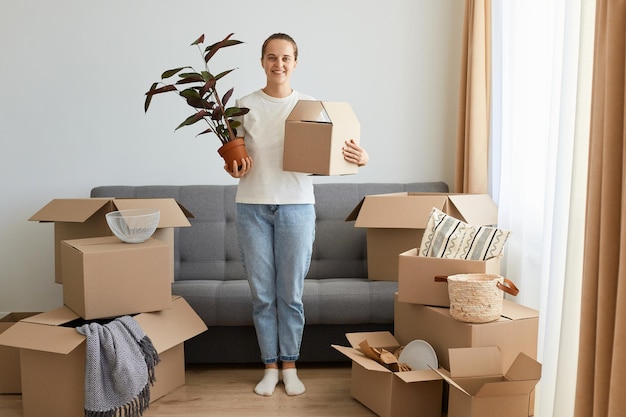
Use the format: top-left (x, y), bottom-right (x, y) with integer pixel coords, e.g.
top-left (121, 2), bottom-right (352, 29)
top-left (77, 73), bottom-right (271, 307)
top-left (342, 139), bottom-right (369, 167)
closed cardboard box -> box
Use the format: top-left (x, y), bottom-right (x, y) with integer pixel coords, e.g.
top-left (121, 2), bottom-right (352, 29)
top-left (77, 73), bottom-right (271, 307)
top-left (0, 296), bottom-right (207, 417)
top-left (61, 236), bottom-right (171, 319)
top-left (284, 100), bottom-right (360, 176)
top-left (397, 248), bottom-right (501, 307)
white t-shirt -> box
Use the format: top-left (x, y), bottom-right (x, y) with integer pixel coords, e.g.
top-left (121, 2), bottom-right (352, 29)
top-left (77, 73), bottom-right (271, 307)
top-left (234, 89), bottom-right (315, 204)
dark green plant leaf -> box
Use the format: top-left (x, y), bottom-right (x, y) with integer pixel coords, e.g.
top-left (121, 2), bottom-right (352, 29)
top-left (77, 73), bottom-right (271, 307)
top-left (162, 67), bottom-right (194, 79)
top-left (144, 82), bottom-right (159, 112)
top-left (175, 110), bottom-right (209, 130)
top-left (214, 69), bottom-right (235, 81)
top-left (229, 120), bottom-right (242, 129)
top-left (225, 107), bottom-right (250, 117)
top-left (179, 88), bottom-right (201, 100)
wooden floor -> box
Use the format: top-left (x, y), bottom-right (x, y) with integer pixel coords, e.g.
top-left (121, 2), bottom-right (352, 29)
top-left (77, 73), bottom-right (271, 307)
top-left (1, 363), bottom-right (378, 417)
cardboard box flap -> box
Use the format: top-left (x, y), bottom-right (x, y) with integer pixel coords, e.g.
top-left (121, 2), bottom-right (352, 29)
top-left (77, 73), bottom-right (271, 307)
top-left (331, 344), bottom-right (390, 373)
top-left (347, 194), bottom-right (448, 229)
top-left (21, 306), bottom-right (80, 326)
top-left (287, 100), bottom-right (329, 123)
top-left (505, 352), bottom-right (542, 381)
top-left (0, 321), bottom-right (84, 354)
top-left (134, 296), bottom-right (207, 353)
top-left (476, 379), bottom-right (540, 398)
top-left (321, 101), bottom-right (360, 126)
top-left (449, 347), bottom-right (503, 378)
top-left (447, 194), bottom-right (498, 225)
top-left (113, 198), bottom-right (193, 227)
top-left (501, 299), bottom-right (540, 320)
top-left (63, 236), bottom-right (167, 254)
top-left (345, 331), bottom-right (399, 350)
top-left (430, 367), bottom-right (472, 396)
top-left (29, 198), bottom-right (112, 223)
top-left (394, 368), bottom-right (443, 383)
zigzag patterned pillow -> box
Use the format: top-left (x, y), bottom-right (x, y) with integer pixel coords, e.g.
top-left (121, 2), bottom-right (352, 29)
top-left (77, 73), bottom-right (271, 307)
top-left (419, 207), bottom-right (510, 260)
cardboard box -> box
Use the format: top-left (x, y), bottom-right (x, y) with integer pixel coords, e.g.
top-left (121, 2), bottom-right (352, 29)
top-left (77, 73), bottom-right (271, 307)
top-left (394, 297), bottom-right (538, 371)
top-left (397, 248), bottom-right (501, 307)
top-left (346, 193), bottom-right (498, 281)
top-left (332, 331), bottom-right (443, 417)
top-left (283, 100), bottom-right (360, 176)
top-left (432, 347), bottom-right (541, 417)
top-left (0, 296), bottom-right (207, 417)
top-left (0, 312), bottom-right (39, 394)
top-left (60, 236), bottom-right (172, 319)
top-left (29, 198), bottom-right (193, 283)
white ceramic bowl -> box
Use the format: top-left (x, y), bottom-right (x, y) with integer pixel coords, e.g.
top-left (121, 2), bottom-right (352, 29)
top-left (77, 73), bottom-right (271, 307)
top-left (105, 209), bottom-right (160, 243)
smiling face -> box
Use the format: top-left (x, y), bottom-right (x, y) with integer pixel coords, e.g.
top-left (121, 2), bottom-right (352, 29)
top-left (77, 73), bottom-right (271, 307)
top-left (261, 38), bottom-right (298, 90)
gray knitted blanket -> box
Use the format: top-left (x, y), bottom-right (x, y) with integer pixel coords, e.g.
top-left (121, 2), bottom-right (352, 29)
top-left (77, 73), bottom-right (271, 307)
top-left (76, 315), bottom-right (160, 417)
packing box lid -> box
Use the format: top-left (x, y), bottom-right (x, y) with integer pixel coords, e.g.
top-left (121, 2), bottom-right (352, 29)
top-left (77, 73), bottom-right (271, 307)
top-left (345, 193), bottom-right (498, 229)
top-left (0, 296), bottom-right (207, 355)
top-left (29, 198), bottom-right (193, 228)
top-left (286, 100), bottom-right (360, 126)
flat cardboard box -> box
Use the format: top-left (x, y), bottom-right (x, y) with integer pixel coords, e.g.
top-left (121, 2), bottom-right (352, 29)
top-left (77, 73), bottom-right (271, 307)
top-left (397, 248), bottom-right (502, 307)
top-left (332, 331), bottom-right (443, 417)
top-left (29, 198), bottom-right (193, 283)
top-left (0, 312), bottom-right (39, 394)
top-left (61, 236), bottom-right (172, 319)
top-left (346, 193), bottom-right (498, 281)
top-left (283, 100), bottom-right (360, 176)
top-left (0, 296), bottom-right (207, 417)
top-left (432, 347), bottom-right (541, 417)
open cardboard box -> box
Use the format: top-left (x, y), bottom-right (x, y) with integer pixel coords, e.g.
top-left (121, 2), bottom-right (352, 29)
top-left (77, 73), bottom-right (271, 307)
top-left (346, 193), bottom-right (498, 281)
top-left (395, 296), bottom-right (539, 416)
top-left (61, 236), bottom-right (172, 319)
top-left (29, 198), bottom-right (193, 283)
top-left (432, 347), bottom-right (541, 417)
top-left (0, 312), bottom-right (40, 394)
top-left (397, 248), bottom-right (502, 307)
top-left (0, 296), bottom-right (207, 417)
top-left (283, 100), bottom-right (360, 176)
top-left (332, 331), bottom-right (443, 417)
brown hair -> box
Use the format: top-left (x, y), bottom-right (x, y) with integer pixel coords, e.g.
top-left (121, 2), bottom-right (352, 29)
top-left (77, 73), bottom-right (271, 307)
top-left (261, 33), bottom-right (298, 61)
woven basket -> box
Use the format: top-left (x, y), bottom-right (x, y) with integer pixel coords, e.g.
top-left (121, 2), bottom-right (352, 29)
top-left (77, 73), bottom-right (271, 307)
top-left (445, 273), bottom-right (519, 323)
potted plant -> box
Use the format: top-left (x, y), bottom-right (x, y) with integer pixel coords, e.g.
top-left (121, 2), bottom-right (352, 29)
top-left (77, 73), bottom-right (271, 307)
top-left (144, 33), bottom-right (250, 169)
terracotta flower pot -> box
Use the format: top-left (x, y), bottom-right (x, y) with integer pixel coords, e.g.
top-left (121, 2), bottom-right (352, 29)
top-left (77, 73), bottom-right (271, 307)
top-left (218, 137), bottom-right (249, 170)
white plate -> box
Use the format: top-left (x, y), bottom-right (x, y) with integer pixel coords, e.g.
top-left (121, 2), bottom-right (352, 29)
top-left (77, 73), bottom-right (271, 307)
top-left (398, 339), bottom-right (438, 371)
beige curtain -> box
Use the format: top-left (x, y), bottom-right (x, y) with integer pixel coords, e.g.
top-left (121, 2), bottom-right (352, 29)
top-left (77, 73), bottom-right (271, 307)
top-left (454, 0), bottom-right (491, 194)
top-left (575, 1), bottom-right (626, 416)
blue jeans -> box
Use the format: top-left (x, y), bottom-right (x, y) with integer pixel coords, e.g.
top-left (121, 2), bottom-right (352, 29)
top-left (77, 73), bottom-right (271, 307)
top-left (236, 203), bottom-right (316, 364)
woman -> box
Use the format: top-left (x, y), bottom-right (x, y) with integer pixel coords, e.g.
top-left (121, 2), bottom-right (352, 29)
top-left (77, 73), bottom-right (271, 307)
top-left (225, 33), bottom-right (369, 397)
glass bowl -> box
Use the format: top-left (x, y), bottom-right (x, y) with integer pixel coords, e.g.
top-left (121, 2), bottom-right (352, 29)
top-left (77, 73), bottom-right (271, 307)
top-left (105, 209), bottom-right (160, 243)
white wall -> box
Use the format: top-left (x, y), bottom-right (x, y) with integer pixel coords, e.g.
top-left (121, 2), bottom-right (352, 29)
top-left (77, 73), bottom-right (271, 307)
top-left (0, 0), bottom-right (464, 312)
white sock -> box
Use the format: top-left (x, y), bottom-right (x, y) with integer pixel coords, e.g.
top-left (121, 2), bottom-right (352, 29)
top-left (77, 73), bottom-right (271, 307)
top-left (282, 368), bottom-right (306, 396)
top-left (254, 368), bottom-right (279, 396)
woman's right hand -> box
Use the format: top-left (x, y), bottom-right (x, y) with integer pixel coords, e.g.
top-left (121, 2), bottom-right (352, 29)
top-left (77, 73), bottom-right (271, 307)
top-left (224, 157), bottom-right (253, 178)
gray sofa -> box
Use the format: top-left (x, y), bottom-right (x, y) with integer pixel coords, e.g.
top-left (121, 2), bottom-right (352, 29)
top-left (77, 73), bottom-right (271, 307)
top-left (91, 182), bottom-right (448, 363)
